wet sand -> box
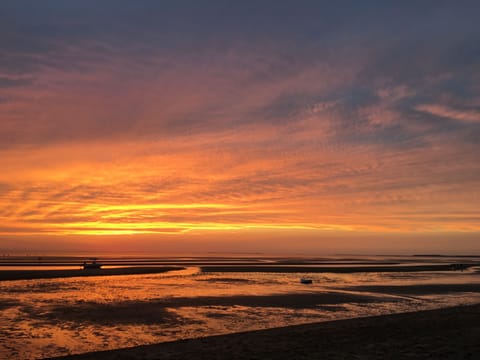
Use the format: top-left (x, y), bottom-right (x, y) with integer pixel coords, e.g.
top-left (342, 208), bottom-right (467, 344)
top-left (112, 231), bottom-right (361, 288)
top-left (50, 303), bottom-right (480, 360)
top-left (343, 283), bottom-right (480, 295)
top-left (1, 263), bottom-right (472, 282)
top-left (0, 266), bottom-right (183, 281)
top-left (201, 264), bottom-right (476, 273)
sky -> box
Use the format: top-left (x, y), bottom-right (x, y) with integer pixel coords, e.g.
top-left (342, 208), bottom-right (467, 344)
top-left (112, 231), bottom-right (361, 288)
top-left (0, 1), bottom-right (479, 255)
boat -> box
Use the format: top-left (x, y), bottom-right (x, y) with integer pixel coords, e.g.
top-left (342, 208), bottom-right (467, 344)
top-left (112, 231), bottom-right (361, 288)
top-left (300, 278), bottom-right (313, 284)
top-left (83, 258), bottom-right (102, 270)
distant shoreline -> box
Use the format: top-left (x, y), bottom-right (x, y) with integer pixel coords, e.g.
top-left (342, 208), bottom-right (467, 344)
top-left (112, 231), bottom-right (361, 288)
top-left (0, 266), bottom-right (183, 281)
top-left (49, 303), bottom-right (480, 360)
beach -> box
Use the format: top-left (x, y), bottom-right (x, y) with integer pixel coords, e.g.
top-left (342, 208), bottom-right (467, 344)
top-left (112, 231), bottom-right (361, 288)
top-left (2, 1), bottom-right (479, 359)
top-left (1, 255), bottom-right (480, 359)
top-left (200, 264), bottom-right (473, 273)
top-left (50, 303), bottom-right (480, 359)
top-left (0, 263), bottom-right (471, 281)
top-left (0, 266), bottom-right (183, 281)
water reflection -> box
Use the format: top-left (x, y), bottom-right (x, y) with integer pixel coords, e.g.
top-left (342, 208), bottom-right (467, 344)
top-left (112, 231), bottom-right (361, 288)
top-left (1, 263), bottom-right (480, 359)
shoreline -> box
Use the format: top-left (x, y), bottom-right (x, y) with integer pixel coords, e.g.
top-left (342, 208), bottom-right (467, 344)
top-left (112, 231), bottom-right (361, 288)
top-left (0, 266), bottom-right (184, 281)
top-left (201, 264), bottom-right (476, 273)
top-left (49, 303), bottom-right (480, 359)
top-left (0, 262), bottom-right (476, 281)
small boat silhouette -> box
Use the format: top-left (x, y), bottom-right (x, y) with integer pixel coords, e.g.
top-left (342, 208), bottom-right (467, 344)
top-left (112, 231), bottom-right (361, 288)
top-left (300, 278), bottom-right (313, 284)
top-left (83, 258), bottom-right (102, 270)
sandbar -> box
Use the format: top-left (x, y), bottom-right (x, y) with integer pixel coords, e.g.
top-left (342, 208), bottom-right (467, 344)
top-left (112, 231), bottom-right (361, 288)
top-left (201, 264), bottom-right (475, 273)
top-left (0, 266), bottom-right (183, 281)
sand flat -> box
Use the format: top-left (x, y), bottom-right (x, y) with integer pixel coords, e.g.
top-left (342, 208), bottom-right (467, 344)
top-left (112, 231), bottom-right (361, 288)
top-left (0, 267), bottom-right (183, 281)
top-left (201, 264), bottom-right (476, 273)
top-left (49, 304), bottom-right (480, 359)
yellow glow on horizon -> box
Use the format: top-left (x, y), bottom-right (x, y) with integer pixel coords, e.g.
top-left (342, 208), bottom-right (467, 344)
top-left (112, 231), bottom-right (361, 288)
top-left (83, 203), bottom-right (237, 212)
top-left (49, 220), bottom-right (341, 235)
top-left (1, 132), bottom-right (479, 246)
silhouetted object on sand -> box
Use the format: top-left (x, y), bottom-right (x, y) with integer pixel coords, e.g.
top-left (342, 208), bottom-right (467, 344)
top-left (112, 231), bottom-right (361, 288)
top-left (83, 258), bottom-right (102, 270)
top-left (449, 263), bottom-right (468, 271)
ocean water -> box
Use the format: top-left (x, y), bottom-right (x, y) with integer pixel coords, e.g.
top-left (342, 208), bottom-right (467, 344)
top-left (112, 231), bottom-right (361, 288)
top-left (1, 256), bottom-right (480, 359)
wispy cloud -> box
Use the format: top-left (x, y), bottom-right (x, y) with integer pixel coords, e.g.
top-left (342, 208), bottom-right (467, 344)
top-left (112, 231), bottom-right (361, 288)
top-left (416, 104), bottom-right (480, 123)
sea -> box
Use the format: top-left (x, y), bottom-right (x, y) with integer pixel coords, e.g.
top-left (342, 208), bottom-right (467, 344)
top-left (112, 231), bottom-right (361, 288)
top-left (1, 254), bottom-right (479, 359)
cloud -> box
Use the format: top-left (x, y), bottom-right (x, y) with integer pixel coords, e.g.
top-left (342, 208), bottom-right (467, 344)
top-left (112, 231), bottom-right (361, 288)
top-left (416, 104), bottom-right (480, 123)
top-left (1, 1), bottom-right (480, 249)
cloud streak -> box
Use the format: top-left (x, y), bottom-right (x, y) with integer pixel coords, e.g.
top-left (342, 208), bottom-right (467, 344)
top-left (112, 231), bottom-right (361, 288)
top-left (416, 104), bottom-right (480, 123)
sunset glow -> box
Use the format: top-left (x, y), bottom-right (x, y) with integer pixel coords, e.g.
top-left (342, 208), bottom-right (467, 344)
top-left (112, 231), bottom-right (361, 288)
top-left (1, 1), bottom-right (479, 254)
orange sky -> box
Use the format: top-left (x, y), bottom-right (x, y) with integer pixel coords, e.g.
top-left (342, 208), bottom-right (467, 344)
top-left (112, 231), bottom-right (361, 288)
top-left (1, 2), bottom-right (479, 254)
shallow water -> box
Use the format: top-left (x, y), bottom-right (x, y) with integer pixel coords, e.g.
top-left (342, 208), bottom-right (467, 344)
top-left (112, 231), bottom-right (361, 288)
top-left (1, 257), bottom-right (480, 359)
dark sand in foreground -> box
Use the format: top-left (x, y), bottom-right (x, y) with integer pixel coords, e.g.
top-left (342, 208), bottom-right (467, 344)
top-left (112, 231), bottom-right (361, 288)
top-left (51, 304), bottom-right (480, 359)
